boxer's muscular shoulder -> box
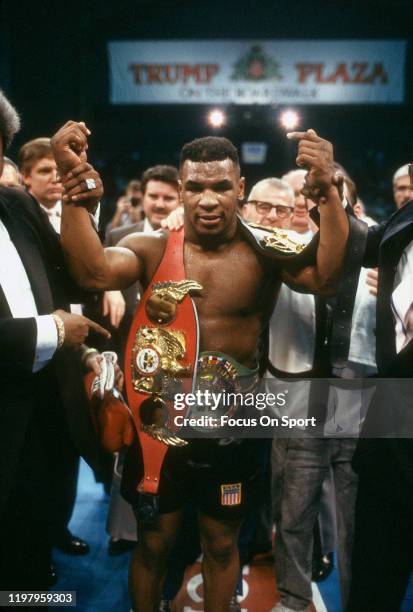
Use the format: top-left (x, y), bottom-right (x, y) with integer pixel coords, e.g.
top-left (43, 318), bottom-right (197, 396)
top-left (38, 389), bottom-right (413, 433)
top-left (118, 229), bottom-right (168, 279)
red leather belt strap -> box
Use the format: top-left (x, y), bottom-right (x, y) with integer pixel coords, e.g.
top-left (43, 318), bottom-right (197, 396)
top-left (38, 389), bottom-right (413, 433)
top-left (124, 228), bottom-right (199, 495)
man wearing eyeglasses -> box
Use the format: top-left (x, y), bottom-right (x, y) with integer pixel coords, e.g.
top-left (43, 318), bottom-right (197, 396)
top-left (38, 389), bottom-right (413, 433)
top-left (242, 177), bottom-right (338, 611)
top-left (241, 178), bottom-right (294, 230)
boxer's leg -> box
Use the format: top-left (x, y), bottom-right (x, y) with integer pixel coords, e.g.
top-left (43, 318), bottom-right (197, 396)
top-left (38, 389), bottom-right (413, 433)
top-left (199, 512), bottom-right (242, 612)
top-left (129, 509), bottom-right (182, 612)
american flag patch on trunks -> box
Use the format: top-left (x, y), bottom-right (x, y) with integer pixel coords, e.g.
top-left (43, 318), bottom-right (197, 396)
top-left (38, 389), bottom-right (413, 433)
top-left (221, 483), bottom-right (242, 506)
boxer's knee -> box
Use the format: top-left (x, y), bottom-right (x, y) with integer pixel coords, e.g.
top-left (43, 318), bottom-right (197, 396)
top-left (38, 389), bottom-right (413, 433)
top-left (138, 530), bottom-right (175, 572)
top-left (202, 533), bottom-right (237, 567)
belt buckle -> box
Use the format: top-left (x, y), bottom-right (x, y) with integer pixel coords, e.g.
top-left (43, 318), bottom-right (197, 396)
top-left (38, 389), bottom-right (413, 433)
top-left (134, 492), bottom-right (160, 525)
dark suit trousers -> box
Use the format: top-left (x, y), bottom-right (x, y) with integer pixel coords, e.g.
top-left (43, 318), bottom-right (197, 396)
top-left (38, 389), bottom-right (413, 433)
top-left (0, 368), bottom-right (78, 589)
top-left (348, 345), bottom-right (413, 611)
top-left (347, 474), bottom-right (413, 611)
top-left (35, 370), bottom-right (80, 543)
top-left (0, 405), bottom-right (53, 589)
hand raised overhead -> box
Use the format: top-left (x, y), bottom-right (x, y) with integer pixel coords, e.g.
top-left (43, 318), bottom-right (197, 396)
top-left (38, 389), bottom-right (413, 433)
top-left (51, 121), bottom-right (91, 177)
top-left (287, 129), bottom-right (343, 204)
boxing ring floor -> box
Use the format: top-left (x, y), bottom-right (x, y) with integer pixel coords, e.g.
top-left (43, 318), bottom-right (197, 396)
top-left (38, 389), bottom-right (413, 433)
top-left (51, 460), bottom-right (413, 612)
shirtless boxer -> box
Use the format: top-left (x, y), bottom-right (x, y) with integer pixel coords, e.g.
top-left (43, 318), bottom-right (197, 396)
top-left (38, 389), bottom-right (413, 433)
top-left (51, 122), bottom-right (348, 612)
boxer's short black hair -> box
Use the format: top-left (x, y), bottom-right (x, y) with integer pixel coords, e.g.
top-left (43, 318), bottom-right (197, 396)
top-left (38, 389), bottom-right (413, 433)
top-left (180, 136), bottom-right (239, 168)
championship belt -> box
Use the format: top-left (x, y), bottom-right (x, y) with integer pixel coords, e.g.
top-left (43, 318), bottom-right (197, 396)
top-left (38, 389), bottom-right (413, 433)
top-left (237, 215), bottom-right (315, 270)
top-left (124, 228), bottom-right (201, 522)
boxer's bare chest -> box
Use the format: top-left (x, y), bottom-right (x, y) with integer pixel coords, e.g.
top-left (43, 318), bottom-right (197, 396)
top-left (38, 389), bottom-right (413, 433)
top-left (183, 239), bottom-right (273, 318)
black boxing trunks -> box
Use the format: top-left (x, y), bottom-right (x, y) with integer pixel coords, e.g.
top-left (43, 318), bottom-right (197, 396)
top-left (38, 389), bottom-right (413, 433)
top-left (121, 352), bottom-right (262, 520)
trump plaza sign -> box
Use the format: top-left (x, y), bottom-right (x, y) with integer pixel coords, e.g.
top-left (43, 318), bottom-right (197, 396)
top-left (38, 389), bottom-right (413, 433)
top-left (108, 40), bottom-right (406, 105)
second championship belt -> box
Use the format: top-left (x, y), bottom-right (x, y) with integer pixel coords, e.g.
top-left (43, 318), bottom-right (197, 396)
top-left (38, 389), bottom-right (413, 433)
top-left (124, 228), bottom-right (201, 522)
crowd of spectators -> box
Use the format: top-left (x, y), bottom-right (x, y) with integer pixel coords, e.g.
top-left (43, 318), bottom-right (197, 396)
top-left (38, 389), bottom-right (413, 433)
top-left (1, 86), bottom-right (413, 612)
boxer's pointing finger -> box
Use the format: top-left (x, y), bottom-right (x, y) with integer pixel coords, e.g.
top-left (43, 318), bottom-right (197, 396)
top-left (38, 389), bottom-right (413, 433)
top-left (287, 129), bottom-right (320, 142)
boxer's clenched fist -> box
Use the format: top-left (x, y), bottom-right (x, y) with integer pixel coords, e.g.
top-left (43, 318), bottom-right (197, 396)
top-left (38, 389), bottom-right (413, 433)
top-left (51, 120), bottom-right (91, 176)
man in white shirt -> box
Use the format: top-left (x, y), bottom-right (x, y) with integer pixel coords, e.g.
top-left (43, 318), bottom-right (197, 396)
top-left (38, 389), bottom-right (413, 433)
top-left (243, 170), bottom-right (375, 611)
top-left (0, 91), bottom-right (109, 589)
top-left (241, 177), bottom-right (294, 230)
top-left (103, 166), bottom-right (181, 333)
top-left (283, 169), bottom-right (318, 237)
top-left (105, 165), bottom-right (180, 322)
top-left (19, 137), bottom-right (63, 232)
top-left (393, 163), bottom-right (413, 210)
top-left (18, 137), bottom-right (125, 332)
top-left (241, 178), bottom-right (331, 612)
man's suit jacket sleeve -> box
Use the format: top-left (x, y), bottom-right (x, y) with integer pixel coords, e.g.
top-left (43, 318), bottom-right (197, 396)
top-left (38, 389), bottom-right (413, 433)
top-left (0, 317), bottom-right (36, 370)
top-left (17, 190), bottom-right (98, 308)
top-left (363, 222), bottom-right (386, 268)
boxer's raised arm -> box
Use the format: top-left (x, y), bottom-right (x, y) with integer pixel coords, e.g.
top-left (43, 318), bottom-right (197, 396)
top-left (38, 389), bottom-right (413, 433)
top-left (51, 121), bottom-right (164, 291)
top-left (281, 130), bottom-right (349, 295)
top-left (60, 203), bottom-right (143, 290)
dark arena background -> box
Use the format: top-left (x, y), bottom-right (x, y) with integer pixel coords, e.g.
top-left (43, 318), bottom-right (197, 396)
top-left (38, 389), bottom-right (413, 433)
top-left (1, 1), bottom-right (413, 611)
top-left (2, 0), bottom-right (413, 226)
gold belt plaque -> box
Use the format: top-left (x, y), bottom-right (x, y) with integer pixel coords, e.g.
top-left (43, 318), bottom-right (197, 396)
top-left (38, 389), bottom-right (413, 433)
top-left (151, 279), bottom-right (203, 302)
top-left (131, 326), bottom-right (190, 394)
top-left (249, 223), bottom-right (306, 254)
top-left (129, 278), bottom-right (203, 446)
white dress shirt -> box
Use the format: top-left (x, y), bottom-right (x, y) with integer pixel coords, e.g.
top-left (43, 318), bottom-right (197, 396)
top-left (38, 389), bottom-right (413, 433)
top-left (0, 219), bottom-right (57, 371)
top-left (40, 201), bottom-right (62, 233)
top-left (268, 229), bottom-right (315, 373)
top-left (343, 214), bottom-right (378, 372)
top-left (392, 239), bottom-right (413, 353)
top-left (40, 200), bottom-right (101, 316)
top-left (341, 264), bottom-right (377, 372)
top-left (143, 217), bottom-right (154, 234)
top-left (40, 200), bottom-right (101, 236)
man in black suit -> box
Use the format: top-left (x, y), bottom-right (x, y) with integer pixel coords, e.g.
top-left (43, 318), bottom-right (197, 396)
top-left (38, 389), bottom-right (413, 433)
top-left (345, 163), bottom-right (413, 611)
top-left (18, 135), bottom-right (95, 557)
top-left (0, 90), bottom-right (109, 589)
